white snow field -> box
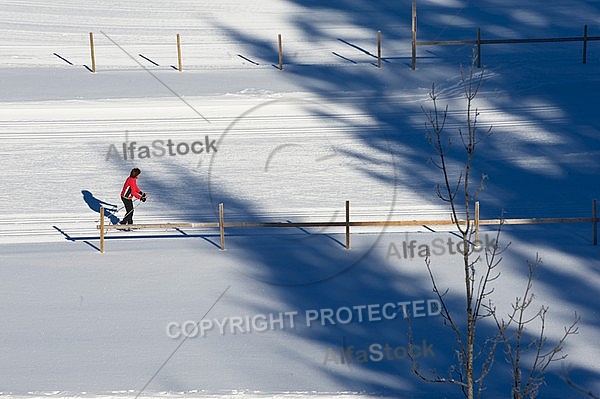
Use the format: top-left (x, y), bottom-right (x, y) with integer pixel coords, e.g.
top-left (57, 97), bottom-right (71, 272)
top-left (1, 0), bottom-right (600, 398)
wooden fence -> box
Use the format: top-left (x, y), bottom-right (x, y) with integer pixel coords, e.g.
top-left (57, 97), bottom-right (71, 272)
top-left (83, 31), bottom-right (383, 72)
top-left (411, 2), bottom-right (600, 69)
top-left (69, 8), bottom-right (598, 74)
top-left (96, 200), bottom-right (600, 253)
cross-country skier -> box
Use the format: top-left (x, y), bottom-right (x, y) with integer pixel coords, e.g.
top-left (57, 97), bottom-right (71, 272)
top-left (119, 167), bottom-right (147, 228)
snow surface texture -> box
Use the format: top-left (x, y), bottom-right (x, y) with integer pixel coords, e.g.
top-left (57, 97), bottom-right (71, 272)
top-left (1, 0), bottom-right (600, 398)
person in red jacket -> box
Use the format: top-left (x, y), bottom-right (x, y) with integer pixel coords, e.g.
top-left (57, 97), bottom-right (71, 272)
top-left (119, 168), bottom-right (146, 227)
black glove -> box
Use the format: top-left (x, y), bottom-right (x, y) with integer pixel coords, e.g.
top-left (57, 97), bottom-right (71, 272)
top-left (141, 195), bottom-right (147, 202)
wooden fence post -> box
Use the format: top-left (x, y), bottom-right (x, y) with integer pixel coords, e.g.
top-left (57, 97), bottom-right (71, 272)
top-left (219, 203), bottom-right (225, 250)
top-left (278, 34), bottom-right (283, 70)
top-left (411, 2), bottom-right (417, 70)
top-left (475, 201), bottom-right (480, 247)
top-left (593, 199), bottom-right (597, 245)
top-left (89, 32), bottom-right (96, 73)
top-left (177, 33), bottom-right (183, 71)
top-left (477, 27), bottom-right (482, 68)
top-left (345, 200), bottom-right (350, 249)
top-left (99, 206), bottom-right (105, 253)
top-left (583, 24), bottom-right (588, 65)
top-left (377, 31), bottom-right (382, 68)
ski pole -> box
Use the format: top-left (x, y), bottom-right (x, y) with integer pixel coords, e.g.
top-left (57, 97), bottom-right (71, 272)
top-left (114, 197), bottom-right (140, 213)
top-left (120, 197), bottom-right (145, 223)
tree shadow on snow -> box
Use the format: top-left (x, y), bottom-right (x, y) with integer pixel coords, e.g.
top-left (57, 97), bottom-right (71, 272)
top-left (94, 1), bottom-right (600, 396)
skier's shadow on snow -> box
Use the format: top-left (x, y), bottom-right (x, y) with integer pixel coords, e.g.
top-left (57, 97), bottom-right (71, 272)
top-left (81, 190), bottom-right (120, 224)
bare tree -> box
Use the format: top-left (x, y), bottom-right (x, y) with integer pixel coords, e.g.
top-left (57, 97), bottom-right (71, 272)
top-left (408, 57), bottom-right (579, 399)
top-left (408, 57), bottom-right (498, 399)
top-left (490, 254), bottom-right (580, 399)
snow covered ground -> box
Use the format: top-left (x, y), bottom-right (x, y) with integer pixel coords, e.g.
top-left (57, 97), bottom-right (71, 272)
top-left (1, 0), bottom-right (600, 398)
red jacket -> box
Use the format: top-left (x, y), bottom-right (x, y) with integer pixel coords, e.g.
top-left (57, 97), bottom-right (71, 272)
top-left (121, 177), bottom-right (143, 199)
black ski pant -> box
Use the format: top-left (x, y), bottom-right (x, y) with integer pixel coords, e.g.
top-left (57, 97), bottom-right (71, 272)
top-left (121, 197), bottom-right (134, 224)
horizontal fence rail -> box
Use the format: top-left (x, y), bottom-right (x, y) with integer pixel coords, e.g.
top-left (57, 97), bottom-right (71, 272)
top-left (411, 1), bottom-right (598, 69)
top-left (417, 37), bottom-right (600, 46)
top-left (96, 200), bottom-right (600, 253)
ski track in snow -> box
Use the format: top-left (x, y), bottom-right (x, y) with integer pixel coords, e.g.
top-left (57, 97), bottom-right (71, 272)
top-left (0, 92), bottom-right (584, 242)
